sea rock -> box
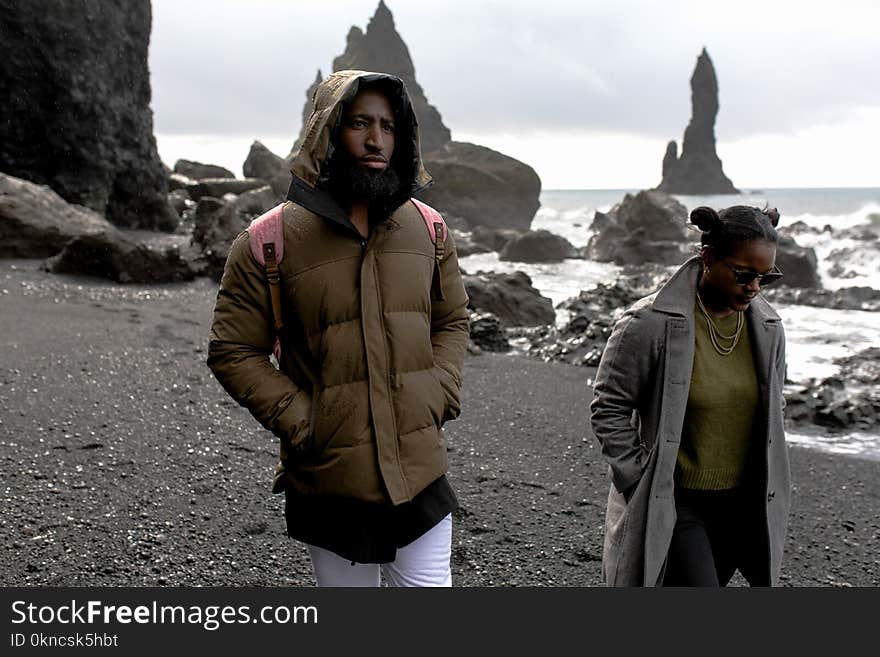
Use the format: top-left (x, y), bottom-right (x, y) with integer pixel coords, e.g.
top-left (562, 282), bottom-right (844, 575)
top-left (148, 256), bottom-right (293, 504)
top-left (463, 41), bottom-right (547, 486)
top-left (44, 231), bottom-right (198, 284)
top-left (244, 144), bottom-right (285, 183)
top-left (243, 141), bottom-right (289, 197)
top-left (661, 141), bottom-right (677, 179)
top-left (779, 220), bottom-right (818, 237)
top-left (0, 1), bottom-right (177, 230)
top-left (775, 236), bottom-right (820, 288)
top-left (185, 178), bottom-right (268, 202)
top-left (168, 173), bottom-right (194, 192)
top-left (173, 160), bottom-right (235, 180)
top-left (585, 190), bottom-right (694, 265)
top-left (418, 141), bottom-right (541, 230)
top-left (191, 197), bottom-right (247, 282)
top-left (762, 286), bottom-right (880, 312)
top-left (785, 348), bottom-right (880, 432)
top-left (471, 226), bottom-right (522, 253)
top-left (0, 173), bottom-right (117, 258)
top-left (168, 189), bottom-right (194, 217)
top-left (328, 1), bottom-right (450, 153)
top-left (519, 264), bottom-right (670, 366)
top-left (656, 49), bottom-right (738, 194)
top-left (463, 271), bottom-right (556, 327)
top-left (468, 312), bottom-right (511, 353)
top-left (285, 3), bottom-right (541, 231)
top-left (826, 242), bottom-right (880, 281)
top-left (230, 186), bottom-right (278, 224)
top-left (499, 230), bottom-right (579, 263)
top-left (451, 230), bottom-right (493, 258)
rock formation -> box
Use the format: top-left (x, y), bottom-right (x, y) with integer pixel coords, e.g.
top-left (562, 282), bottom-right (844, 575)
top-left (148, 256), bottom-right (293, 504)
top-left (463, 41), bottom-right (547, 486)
top-left (656, 49), bottom-right (738, 195)
top-left (174, 160), bottom-right (235, 180)
top-left (774, 236), bottom-right (820, 288)
top-left (463, 271), bottom-right (556, 327)
top-left (499, 230), bottom-right (579, 263)
top-left (585, 190), bottom-right (694, 265)
top-left (468, 312), bottom-right (511, 353)
top-left (0, 173), bottom-right (117, 258)
top-left (0, 0), bottom-right (177, 230)
top-left (330, 1), bottom-right (450, 153)
top-left (45, 231), bottom-right (198, 284)
top-left (418, 142), bottom-right (541, 231)
top-left (283, 1), bottom-right (541, 230)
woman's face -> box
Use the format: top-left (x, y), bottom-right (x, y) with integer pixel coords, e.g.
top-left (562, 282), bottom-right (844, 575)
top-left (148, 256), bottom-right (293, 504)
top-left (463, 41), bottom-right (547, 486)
top-left (701, 239), bottom-right (778, 314)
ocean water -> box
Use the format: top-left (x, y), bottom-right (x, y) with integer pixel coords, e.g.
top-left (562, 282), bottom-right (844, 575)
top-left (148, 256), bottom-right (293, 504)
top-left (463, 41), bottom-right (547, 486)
top-left (459, 188), bottom-right (880, 461)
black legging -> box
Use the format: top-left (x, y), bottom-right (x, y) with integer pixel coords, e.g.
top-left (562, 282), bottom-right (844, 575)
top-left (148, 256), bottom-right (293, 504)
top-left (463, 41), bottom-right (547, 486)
top-left (662, 486), bottom-right (770, 587)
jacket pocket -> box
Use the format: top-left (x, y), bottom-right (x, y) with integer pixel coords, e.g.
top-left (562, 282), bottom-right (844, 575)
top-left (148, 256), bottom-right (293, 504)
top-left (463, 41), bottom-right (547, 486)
top-left (431, 365), bottom-right (461, 423)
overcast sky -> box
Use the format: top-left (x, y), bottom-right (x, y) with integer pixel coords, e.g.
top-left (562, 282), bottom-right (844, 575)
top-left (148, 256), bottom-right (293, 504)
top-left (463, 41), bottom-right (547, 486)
top-left (149, 0), bottom-right (880, 189)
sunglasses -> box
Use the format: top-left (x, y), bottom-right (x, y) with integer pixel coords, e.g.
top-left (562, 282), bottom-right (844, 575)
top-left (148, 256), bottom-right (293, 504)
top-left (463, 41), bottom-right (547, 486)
top-left (722, 261), bottom-right (784, 287)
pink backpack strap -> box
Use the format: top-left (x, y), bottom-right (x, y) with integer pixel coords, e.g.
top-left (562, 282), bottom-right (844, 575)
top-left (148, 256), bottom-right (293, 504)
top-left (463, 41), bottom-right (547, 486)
top-left (248, 203), bottom-right (285, 265)
top-left (411, 198), bottom-right (448, 301)
top-left (411, 197), bottom-right (447, 246)
top-left (248, 204), bottom-right (285, 356)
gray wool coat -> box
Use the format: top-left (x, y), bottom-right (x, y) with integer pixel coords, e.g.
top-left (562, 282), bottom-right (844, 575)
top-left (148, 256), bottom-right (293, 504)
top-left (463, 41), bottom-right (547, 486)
top-left (590, 257), bottom-right (791, 586)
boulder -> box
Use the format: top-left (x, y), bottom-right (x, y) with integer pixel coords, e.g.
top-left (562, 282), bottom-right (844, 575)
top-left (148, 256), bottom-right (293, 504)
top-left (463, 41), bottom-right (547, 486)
top-left (585, 190), bottom-right (694, 265)
top-left (230, 185), bottom-right (279, 224)
top-left (470, 226), bottom-right (522, 252)
top-left (656, 49), bottom-right (738, 194)
top-left (185, 178), bottom-right (268, 202)
top-left (243, 141), bottom-right (285, 183)
top-left (418, 141), bottom-right (541, 230)
top-left (499, 230), bottom-right (579, 263)
top-left (168, 189), bottom-right (193, 217)
top-left (173, 159), bottom-right (235, 180)
top-left (451, 230), bottom-right (493, 258)
top-left (784, 348), bottom-right (879, 432)
top-left (761, 286), bottom-right (880, 312)
top-left (191, 197), bottom-right (248, 281)
top-left (468, 312), bottom-right (511, 353)
top-left (0, 173), bottom-right (117, 258)
top-left (463, 271), bottom-right (555, 327)
top-left (44, 231), bottom-right (198, 284)
top-left (0, 1), bottom-right (177, 230)
top-left (775, 236), bottom-right (820, 288)
top-left (168, 172), bottom-right (194, 192)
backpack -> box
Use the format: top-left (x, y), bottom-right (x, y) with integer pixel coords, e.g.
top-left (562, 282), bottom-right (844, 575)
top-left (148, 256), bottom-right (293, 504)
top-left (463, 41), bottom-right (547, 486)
top-left (247, 198), bottom-right (449, 360)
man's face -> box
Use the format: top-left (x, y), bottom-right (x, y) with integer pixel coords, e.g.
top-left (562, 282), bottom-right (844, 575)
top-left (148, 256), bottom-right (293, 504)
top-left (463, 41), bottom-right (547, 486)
top-left (339, 88), bottom-right (395, 174)
top-left (330, 87), bottom-right (401, 203)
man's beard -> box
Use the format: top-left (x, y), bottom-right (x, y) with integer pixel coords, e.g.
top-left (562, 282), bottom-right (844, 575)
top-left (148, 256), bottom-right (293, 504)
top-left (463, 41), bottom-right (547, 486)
top-left (328, 152), bottom-right (402, 206)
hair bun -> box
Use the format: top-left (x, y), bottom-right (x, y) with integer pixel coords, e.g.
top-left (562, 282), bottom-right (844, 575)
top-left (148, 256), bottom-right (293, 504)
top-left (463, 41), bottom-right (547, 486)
top-left (762, 206), bottom-right (780, 227)
top-left (689, 206), bottom-right (720, 232)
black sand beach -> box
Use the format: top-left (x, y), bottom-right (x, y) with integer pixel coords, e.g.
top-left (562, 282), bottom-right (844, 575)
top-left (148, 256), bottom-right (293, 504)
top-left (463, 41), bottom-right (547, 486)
top-left (1, 260), bottom-right (877, 587)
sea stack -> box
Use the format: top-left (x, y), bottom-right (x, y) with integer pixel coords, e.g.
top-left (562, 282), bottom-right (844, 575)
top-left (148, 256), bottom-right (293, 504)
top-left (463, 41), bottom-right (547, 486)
top-left (657, 48), bottom-right (738, 195)
top-left (330, 1), bottom-right (451, 153)
top-left (0, 0), bottom-right (177, 230)
top-left (283, 1), bottom-right (541, 231)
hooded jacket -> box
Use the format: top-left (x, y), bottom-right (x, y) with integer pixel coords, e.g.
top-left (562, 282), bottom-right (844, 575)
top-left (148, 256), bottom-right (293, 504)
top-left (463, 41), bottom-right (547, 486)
top-left (590, 257), bottom-right (790, 586)
top-left (207, 71), bottom-right (470, 505)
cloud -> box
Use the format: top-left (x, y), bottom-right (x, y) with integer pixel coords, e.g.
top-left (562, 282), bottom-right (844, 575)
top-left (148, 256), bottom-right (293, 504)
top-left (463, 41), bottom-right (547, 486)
top-left (149, 0), bottom-right (880, 187)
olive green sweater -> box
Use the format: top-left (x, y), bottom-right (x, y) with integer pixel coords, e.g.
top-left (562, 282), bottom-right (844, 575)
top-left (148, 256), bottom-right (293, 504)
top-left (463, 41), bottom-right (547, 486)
top-left (676, 301), bottom-right (759, 490)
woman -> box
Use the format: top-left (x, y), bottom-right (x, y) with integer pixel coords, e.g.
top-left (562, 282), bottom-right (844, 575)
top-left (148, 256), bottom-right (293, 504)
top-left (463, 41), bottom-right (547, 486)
top-left (590, 205), bottom-right (791, 586)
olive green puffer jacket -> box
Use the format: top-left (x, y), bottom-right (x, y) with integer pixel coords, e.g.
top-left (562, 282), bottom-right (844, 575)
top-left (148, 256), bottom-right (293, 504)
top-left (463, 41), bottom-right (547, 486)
top-left (207, 70), bottom-right (469, 505)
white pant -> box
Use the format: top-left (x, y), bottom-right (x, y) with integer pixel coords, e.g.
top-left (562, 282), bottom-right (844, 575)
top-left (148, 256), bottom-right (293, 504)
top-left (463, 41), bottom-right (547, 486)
top-left (306, 514), bottom-right (452, 587)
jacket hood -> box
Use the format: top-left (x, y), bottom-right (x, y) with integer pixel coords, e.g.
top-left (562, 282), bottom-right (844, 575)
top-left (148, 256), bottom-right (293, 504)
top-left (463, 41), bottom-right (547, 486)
top-left (287, 70), bottom-right (432, 222)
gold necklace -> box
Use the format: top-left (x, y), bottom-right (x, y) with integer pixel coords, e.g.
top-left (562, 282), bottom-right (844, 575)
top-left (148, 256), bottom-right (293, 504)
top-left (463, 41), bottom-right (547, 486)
top-left (696, 291), bottom-right (744, 356)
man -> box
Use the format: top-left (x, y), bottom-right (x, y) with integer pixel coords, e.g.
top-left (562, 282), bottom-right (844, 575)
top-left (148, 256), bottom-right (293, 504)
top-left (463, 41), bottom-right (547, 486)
top-left (207, 70), bottom-right (469, 587)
